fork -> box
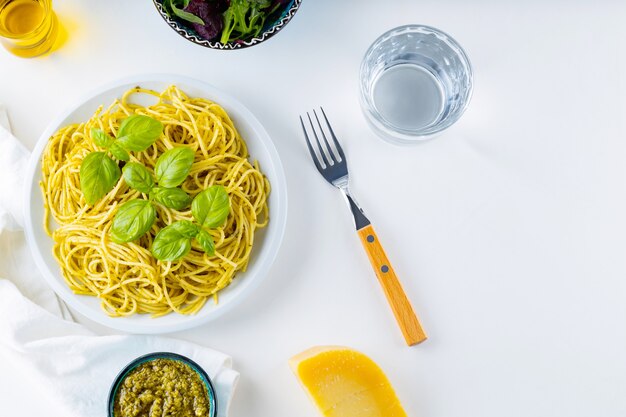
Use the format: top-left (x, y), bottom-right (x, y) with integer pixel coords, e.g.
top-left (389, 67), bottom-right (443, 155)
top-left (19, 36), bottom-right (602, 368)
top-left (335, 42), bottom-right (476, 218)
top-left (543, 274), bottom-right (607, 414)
top-left (300, 108), bottom-right (427, 346)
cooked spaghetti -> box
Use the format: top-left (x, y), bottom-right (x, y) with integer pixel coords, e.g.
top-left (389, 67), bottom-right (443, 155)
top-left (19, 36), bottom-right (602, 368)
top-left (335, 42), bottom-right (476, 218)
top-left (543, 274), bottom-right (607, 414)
top-left (41, 86), bottom-right (270, 317)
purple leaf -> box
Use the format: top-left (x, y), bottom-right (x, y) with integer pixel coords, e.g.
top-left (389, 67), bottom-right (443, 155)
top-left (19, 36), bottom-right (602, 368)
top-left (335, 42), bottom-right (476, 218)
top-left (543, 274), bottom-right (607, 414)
top-left (184, 0), bottom-right (225, 40)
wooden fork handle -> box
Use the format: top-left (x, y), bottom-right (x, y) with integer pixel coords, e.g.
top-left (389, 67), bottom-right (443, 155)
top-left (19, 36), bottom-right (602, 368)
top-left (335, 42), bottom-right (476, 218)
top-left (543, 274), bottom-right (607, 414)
top-left (357, 224), bottom-right (427, 346)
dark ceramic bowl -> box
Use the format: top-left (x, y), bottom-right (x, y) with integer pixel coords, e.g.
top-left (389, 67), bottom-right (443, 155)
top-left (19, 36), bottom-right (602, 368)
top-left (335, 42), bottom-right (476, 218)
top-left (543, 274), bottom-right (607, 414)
top-left (107, 352), bottom-right (217, 417)
top-left (153, 0), bottom-right (302, 50)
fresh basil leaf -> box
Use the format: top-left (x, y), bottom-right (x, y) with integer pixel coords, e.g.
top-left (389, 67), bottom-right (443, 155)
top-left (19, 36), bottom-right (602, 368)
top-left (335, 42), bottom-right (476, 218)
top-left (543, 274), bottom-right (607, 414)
top-left (191, 185), bottom-right (230, 228)
top-left (109, 142), bottom-right (130, 161)
top-left (151, 186), bottom-right (191, 210)
top-left (91, 128), bottom-right (114, 149)
top-left (151, 220), bottom-right (199, 262)
top-left (122, 162), bottom-right (155, 194)
top-left (154, 147), bottom-right (195, 188)
top-left (170, 0), bottom-right (205, 25)
top-left (195, 229), bottom-right (215, 255)
top-left (80, 152), bottom-right (121, 205)
top-left (116, 115), bottom-right (163, 152)
top-left (110, 199), bottom-right (156, 243)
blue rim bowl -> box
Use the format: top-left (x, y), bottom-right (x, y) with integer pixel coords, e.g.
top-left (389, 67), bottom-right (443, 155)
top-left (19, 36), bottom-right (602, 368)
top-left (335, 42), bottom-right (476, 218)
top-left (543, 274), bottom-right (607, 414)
top-left (107, 352), bottom-right (217, 417)
top-left (152, 0), bottom-right (302, 50)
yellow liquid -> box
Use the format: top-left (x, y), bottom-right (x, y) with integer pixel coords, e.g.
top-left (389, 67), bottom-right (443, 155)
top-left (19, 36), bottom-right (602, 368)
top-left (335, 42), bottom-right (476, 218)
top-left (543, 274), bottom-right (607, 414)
top-left (0, 0), bottom-right (58, 57)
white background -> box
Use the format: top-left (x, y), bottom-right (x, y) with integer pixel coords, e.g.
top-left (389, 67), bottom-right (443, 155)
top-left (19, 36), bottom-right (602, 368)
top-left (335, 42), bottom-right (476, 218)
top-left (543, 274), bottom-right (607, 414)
top-left (2, 0), bottom-right (626, 416)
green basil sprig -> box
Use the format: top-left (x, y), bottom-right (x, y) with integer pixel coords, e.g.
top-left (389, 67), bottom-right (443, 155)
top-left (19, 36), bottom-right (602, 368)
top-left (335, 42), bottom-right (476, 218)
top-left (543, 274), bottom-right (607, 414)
top-left (109, 147), bottom-right (194, 243)
top-left (195, 229), bottom-right (215, 255)
top-left (150, 187), bottom-right (192, 210)
top-left (91, 129), bottom-right (115, 149)
top-left (116, 115), bottom-right (164, 152)
top-left (154, 147), bottom-right (195, 188)
top-left (151, 220), bottom-right (199, 262)
top-left (79, 115), bottom-right (163, 205)
top-left (80, 151), bottom-right (121, 205)
top-left (110, 200), bottom-right (156, 244)
top-left (122, 162), bottom-right (155, 194)
top-left (191, 185), bottom-right (231, 228)
top-left (109, 143), bottom-right (130, 162)
top-left (151, 185), bottom-right (230, 262)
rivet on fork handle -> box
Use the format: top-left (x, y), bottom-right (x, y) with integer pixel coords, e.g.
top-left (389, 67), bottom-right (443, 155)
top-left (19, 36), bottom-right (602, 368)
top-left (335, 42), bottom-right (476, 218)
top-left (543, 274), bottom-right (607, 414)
top-left (357, 225), bottom-right (427, 345)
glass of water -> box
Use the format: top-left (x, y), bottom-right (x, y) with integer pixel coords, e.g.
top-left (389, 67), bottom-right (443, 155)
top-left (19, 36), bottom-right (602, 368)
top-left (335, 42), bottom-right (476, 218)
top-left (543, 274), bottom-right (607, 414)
top-left (360, 25), bottom-right (473, 144)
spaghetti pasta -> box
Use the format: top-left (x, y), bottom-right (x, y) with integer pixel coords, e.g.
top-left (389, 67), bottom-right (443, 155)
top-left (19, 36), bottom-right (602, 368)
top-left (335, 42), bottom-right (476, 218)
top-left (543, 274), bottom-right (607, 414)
top-left (41, 86), bottom-right (270, 317)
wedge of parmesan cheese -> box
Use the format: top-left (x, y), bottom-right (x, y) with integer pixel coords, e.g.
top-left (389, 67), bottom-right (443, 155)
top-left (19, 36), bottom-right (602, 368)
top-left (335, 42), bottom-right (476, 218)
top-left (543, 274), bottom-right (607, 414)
top-left (289, 346), bottom-right (408, 417)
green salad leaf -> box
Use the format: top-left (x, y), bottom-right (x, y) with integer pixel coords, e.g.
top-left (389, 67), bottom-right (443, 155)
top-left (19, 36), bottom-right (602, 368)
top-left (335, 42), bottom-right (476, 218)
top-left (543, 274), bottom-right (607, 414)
top-left (116, 115), bottom-right (163, 152)
top-left (122, 162), bottom-right (155, 194)
top-left (80, 151), bottom-right (121, 205)
top-left (168, 0), bottom-right (205, 25)
top-left (191, 185), bottom-right (230, 228)
top-left (151, 220), bottom-right (199, 262)
top-left (110, 199), bottom-right (157, 243)
top-left (151, 186), bottom-right (191, 210)
top-left (220, 0), bottom-right (278, 43)
top-left (154, 147), bottom-right (195, 188)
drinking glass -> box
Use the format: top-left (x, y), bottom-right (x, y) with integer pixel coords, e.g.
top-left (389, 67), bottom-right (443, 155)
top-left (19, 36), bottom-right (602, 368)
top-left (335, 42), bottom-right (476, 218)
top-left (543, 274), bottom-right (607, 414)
top-left (0, 0), bottom-right (58, 58)
top-left (360, 25), bottom-right (473, 144)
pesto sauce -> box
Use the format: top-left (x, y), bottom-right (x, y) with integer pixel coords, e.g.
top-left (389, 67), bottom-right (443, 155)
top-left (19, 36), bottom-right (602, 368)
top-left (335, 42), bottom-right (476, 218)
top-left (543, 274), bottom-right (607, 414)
top-left (114, 358), bottom-right (211, 417)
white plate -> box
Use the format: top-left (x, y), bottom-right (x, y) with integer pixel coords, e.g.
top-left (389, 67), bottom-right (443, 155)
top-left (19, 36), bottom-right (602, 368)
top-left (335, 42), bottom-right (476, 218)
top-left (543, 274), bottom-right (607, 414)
top-left (23, 74), bottom-right (287, 334)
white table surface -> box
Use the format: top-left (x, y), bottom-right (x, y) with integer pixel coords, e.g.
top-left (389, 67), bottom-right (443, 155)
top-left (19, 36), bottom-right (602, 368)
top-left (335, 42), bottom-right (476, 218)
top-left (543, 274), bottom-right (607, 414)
top-left (2, 0), bottom-right (626, 416)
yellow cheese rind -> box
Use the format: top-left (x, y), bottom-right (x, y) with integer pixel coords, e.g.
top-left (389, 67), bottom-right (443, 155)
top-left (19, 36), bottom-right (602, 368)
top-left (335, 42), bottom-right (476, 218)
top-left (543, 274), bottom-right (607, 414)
top-left (289, 346), bottom-right (408, 417)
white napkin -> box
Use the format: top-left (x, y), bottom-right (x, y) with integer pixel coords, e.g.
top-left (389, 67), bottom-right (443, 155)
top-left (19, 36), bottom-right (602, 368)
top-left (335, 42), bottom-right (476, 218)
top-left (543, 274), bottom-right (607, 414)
top-left (0, 111), bottom-right (239, 417)
top-left (0, 104), bottom-right (24, 232)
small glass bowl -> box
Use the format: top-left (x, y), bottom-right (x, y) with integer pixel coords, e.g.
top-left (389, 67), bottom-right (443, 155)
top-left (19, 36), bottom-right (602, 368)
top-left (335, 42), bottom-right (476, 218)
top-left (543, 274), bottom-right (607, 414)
top-left (359, 24), bottom-right (473, 144)
top-left (107, 352), bottom-right (217, 417)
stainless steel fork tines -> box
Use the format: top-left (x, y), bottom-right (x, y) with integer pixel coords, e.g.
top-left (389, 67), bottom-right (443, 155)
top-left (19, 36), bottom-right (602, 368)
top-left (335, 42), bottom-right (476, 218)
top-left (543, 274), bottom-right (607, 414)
top-left (299, 108), bottom-right (370, 230)
top-left (300, 108), bottom-right (427, 346)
